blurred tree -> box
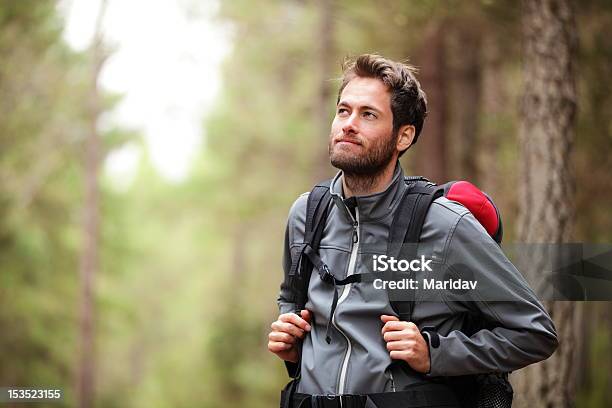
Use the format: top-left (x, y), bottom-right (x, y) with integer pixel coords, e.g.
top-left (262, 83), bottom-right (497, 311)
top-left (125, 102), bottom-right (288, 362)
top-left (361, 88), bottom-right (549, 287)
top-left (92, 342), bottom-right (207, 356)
top-left (573, 1), bottom-right (612, 406)
top-left (414, 21), bottom-right (448, 184)
top-left (313, 0), bottom-right (335, 180)
top-left (447, 18), bottom-right (483, 183)
top-left (0, 1), bottom-right (134, 406)
top-left (77, 1), bottom-right (108, 407)
top-left (0, 3), bottom-right (86, 405)
top-left (574, 0), bottom-right (612, 243)
top-left (478, 35), bottom-right (505, 199)
top-left (515, 0), bottom-right (580, 407)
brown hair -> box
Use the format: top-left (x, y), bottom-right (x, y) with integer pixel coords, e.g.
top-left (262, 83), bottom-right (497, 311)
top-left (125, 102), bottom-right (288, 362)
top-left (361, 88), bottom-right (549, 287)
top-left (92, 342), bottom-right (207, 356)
top-left (337, 54), bottom-right (428, 155)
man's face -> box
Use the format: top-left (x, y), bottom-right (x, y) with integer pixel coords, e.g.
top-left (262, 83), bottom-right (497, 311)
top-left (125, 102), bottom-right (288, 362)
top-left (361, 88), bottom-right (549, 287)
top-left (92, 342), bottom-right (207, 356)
top-left (329, 76), bottom-right (397, 175)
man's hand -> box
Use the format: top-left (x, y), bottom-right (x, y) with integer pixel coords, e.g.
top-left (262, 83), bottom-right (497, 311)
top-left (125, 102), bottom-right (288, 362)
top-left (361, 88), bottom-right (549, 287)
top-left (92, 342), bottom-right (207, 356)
top-left (268, 310), bottom-right (312, 363)
top-left (380, 315), bottom-right (430, 373)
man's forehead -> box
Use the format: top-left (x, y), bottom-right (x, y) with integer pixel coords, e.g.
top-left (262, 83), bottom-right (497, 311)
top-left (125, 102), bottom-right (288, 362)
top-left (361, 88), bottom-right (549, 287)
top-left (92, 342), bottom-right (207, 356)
top-left (338, 77), bottom-right (391, 111)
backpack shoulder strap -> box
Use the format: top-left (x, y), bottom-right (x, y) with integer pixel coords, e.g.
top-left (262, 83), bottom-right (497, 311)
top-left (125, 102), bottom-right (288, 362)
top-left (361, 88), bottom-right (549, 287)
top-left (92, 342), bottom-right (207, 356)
top-left (388, 179), bottom-right (444, 322)
top-left (405, 181), bottom-right (444, 243)
top-left (304, 180), bottom-right (332, 244)
top-left (290, 179), bottom-right (332, 312)
top-left (387, 177), bottom-right (437, 254)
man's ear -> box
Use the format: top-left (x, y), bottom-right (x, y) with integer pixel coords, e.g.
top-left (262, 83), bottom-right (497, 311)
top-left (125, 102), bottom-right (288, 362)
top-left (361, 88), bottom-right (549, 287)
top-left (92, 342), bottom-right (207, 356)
top-left (397, 125), bottom-right (416, 152)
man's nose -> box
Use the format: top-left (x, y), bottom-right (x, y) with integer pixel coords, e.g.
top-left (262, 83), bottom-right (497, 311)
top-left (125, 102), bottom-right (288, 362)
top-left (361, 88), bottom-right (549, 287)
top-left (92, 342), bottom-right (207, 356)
top-left (342, 113), bottom-right (358, 135)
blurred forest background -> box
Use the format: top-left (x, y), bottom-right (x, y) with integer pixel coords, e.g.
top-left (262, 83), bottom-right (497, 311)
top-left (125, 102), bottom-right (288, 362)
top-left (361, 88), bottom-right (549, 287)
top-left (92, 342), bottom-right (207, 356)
top-left (1, 0), bottom-right (611, 407)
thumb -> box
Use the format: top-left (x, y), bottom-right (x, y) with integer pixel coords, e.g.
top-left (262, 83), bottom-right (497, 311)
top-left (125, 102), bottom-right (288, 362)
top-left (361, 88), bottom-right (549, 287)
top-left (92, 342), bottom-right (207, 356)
top-left (380, 314), bottom-right (399, 323)
top-left (300, 309), bottom-right (312, 323)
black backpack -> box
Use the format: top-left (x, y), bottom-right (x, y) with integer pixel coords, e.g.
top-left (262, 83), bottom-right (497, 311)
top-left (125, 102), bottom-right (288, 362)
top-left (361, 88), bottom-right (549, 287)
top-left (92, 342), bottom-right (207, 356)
top-left (286, 176), bottom-right (513, 408)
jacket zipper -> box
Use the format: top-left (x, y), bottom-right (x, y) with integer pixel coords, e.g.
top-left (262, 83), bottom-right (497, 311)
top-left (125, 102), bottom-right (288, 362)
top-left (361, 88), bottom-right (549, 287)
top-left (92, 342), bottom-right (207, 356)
top-left (333, 208), bottom-right (359, 395)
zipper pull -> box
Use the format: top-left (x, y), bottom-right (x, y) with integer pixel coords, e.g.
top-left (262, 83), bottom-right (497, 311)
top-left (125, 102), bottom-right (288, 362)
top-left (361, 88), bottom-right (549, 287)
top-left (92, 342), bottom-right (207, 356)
top-left (352, 221), bottom-right (359, 243)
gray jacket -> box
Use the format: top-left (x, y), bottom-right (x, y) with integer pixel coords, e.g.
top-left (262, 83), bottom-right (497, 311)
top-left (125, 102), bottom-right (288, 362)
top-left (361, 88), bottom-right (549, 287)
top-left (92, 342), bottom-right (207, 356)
top-left (278, 163), bottom-right (558, 395)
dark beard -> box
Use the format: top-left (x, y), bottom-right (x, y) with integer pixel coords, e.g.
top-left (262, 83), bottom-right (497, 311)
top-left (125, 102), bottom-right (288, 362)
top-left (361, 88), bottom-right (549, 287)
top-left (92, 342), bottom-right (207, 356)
top-left (329, 133), bottom-right (397, 176)
top-left (328, 132), bottom-right (398, 194)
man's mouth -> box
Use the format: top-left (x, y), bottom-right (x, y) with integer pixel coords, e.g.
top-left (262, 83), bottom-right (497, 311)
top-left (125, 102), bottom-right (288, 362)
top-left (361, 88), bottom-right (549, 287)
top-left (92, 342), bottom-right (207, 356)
top-left (336, 138), bottom-right (361, 146)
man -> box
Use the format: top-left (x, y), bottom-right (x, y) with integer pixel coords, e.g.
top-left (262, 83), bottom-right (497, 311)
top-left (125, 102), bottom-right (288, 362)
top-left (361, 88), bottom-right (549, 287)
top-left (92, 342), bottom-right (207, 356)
top-left (268, 54), bottom-right (558, 408)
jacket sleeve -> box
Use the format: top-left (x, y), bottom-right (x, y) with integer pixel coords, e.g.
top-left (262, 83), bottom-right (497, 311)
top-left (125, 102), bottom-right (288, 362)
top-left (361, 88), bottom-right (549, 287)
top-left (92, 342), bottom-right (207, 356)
top-left (276, 194), bottom-right (309, 378)
top-left (277, 193), bottom-right (309, 315)
top-left (278, 220), bottom-right (298, 315)
top-left (427, 213), bottom-right (559, 377)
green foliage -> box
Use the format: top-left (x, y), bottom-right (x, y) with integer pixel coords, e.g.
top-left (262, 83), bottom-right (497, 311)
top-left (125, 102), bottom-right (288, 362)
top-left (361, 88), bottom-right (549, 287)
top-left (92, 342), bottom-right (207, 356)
top-left (0, 2), bottom-right (85, 405)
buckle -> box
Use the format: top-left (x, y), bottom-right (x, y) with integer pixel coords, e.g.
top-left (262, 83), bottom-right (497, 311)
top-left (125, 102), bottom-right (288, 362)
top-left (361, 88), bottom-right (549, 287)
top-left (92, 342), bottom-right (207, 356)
top-left (320, 264), bottom-right (335, 284)
top-left (310, 393), bottom-right (366, 408)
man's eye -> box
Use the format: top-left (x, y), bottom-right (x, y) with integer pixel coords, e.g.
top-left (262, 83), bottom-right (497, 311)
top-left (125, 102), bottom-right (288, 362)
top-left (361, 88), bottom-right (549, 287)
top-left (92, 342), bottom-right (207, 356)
top-left (338, 108), bottom-right (348, 114)
top-left (363, 111), bottom-right (377, 119)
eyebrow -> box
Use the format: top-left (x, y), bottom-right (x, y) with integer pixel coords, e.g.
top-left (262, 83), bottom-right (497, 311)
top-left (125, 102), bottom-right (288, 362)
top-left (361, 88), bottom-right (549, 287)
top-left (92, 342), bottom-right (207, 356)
top-left (337, 101), bottom-right (383, 114)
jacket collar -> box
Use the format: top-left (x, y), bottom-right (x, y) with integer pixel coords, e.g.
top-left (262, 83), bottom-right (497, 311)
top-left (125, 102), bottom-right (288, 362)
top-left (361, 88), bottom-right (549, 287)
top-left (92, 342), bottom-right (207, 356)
top-left (329, 161), bottom-right (408, 222)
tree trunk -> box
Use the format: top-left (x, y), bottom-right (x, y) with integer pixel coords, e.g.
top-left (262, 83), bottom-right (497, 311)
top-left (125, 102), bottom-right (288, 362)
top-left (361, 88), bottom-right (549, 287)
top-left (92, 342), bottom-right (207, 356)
top-left (479, 35), bottom-right (506, 208)
top-left (77, 2), bottom-right (107, 407)
top-left (314, 0), bottom-right (334, 181)
top-left (517, 0), bottom-right (577, 245)
top-left (414, 22), bottom-right (448, 184)
top-left (452, 26), bottom-right (481, 182)
top-left (513, 1), bottom-right (579, 407)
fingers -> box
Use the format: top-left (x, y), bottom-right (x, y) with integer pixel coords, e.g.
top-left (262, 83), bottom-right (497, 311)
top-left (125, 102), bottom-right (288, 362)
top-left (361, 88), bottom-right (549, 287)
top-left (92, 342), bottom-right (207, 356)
top-left (268, 341), bottom-right (292, 353)
top-left (389, 350), bottom-right (411, 361)
top-left (381, 320), bottom-right (418, 335)
top-left (385, 340), bottom-right (416, 351)
top-left (268, 311), bottom-right (313, 362)
top-left (279, 312), bottom-right (312, 332)
top-left (268, 331), bottom-right (297, 344)
top-left (271, 320), bottom-right (306, 338)
top-left (270, 311), bottom-right (312, 339)
top-left (380, 314), bottom-right (399, 323)
top-left (300, 309), bottom-right (312, 323)
top-left (380, 320), bottom-right (431, 374)
top-left (383, 329), bottom-right (412, 342)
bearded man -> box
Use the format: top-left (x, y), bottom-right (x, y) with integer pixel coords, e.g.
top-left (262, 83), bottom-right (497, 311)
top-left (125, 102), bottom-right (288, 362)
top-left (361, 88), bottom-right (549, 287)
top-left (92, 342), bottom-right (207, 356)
top-left (268, 54), bottom-right (558, 408)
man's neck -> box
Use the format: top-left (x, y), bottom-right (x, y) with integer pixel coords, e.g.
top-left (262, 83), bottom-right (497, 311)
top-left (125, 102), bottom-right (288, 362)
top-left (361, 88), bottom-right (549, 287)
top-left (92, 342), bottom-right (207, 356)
top-left (342, 160), bottom-right (397, 199)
